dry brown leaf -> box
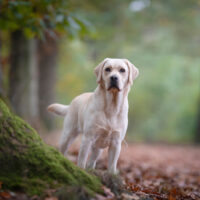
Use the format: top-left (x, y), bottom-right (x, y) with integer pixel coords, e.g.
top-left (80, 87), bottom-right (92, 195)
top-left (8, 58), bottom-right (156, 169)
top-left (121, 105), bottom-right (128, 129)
top-left (44, 197), bottom-right (58, 200)
top-left (0, 191), bottom-right (11, 199)
top-left (168, 194), bottom-right (176, 200)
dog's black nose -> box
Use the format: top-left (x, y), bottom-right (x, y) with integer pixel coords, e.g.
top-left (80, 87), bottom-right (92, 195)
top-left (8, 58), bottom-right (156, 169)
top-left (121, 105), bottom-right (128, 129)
top-left (110, 76), bottom-right (118, 82)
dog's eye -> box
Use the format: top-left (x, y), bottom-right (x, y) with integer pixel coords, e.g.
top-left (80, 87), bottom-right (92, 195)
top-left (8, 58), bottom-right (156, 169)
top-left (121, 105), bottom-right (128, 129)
top-left (119, 68), bottom-right (125, 73)
top-left (105, 67), bottom-right (111, 72)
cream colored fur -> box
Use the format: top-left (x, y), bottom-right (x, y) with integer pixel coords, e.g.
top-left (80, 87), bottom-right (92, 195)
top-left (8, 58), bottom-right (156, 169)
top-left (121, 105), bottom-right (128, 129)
top-left (47, 58), bottom-right (139, 174)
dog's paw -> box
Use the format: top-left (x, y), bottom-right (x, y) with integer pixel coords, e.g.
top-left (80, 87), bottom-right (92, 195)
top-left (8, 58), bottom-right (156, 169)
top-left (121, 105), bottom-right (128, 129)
top-left (108, 168), bottom-right (119, 175)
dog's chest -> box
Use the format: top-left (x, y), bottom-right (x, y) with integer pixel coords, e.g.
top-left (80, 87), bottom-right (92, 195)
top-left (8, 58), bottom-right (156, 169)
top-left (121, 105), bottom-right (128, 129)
top-left (92, 117), bottom-right (122, 149)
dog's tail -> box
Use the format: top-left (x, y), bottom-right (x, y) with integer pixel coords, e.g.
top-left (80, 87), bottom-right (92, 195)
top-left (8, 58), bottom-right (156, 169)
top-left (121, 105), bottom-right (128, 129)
top-left (47, 103), bottom-right (69, 117)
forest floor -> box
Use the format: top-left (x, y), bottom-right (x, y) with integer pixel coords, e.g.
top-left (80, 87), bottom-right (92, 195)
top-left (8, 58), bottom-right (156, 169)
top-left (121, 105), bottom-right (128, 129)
top-left (1, 131), bottom-right (199, 200)
top-left (40, 131), bottom-right (200, 200)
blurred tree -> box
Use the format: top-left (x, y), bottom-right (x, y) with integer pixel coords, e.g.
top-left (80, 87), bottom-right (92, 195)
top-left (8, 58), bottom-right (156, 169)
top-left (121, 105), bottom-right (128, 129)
top-left (9, 30), bottom-right (38, 123)
top-left (0, 0), bottom-right (91, 128)
top-left (37, 33), bottom-right (58, 129)
top-left (0, 33), bottom-right (3, 97)
top-left (0, 67), bottom-right (2, 96)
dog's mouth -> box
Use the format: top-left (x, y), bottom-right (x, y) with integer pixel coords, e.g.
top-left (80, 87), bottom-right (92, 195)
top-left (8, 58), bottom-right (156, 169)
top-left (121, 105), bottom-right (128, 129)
top-left (108, 84), bottom-right (120, 91)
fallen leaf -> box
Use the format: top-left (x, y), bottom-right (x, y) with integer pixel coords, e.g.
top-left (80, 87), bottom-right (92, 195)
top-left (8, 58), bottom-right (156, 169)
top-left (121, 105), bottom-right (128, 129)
top-left (168, 194), bottom-right (176, 200)
top-left (0, 191), bottom-right (11, 199)
top-left (45, 197), bottom-right (58, 200)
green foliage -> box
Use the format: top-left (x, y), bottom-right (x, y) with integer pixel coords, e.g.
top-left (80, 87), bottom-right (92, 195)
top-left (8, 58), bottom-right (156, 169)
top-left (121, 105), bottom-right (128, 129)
top-left (56, 0), bottom-right (200, 143)
top-left (0, 99), bottom-right (102, 195)
top-left (0, 0), bottom-right (92, 38)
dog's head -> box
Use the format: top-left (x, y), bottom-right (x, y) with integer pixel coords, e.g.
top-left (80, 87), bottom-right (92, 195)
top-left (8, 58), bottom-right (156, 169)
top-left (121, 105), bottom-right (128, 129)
top-left (94, 58), bottom-right (139, 92)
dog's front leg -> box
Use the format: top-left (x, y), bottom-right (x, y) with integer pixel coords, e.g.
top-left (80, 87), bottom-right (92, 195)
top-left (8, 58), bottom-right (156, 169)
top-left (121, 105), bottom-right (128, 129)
top-left (87, 146), bottom-right (102, 169)
top-left (108, 139), bottom-right (121, 174)
top-left (77, 136), bottom-right (91, 169)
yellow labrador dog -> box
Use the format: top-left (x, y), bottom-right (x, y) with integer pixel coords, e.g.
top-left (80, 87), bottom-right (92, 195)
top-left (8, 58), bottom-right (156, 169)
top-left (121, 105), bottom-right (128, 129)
top-left (48, 58), bottom-right (139, 174)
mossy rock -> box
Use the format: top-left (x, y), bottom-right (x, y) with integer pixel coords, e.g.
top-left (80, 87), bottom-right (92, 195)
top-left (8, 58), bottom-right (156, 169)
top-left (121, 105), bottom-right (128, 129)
top-left (0, 99), bottom-right (102, 196)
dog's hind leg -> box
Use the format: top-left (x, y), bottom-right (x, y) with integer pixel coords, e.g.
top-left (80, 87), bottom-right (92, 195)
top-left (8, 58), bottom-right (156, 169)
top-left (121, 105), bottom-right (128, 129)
top-left (59, 115), bottom-right (79, 157)
top-left (77, 136), bottom-right (92, 169)
top-left (59, 109), bottom-right (79, 156)
top-left (59, 129), bottom-right (78, 157)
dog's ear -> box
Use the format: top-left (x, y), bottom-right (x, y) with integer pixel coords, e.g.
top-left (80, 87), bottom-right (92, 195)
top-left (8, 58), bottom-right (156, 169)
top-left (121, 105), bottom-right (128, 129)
top-left (94, 58), bottom-right (108, 83)
top-left (124, 59), bottom-right (139, 85)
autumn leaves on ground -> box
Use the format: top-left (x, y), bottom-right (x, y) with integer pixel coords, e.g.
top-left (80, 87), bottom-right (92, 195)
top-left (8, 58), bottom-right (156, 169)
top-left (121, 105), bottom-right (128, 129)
top-left (41, 131), bottom-right (200, 200)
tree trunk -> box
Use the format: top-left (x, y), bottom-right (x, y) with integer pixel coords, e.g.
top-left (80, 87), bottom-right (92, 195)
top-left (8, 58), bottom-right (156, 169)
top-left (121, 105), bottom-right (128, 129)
top-left (0, 66), bottom-right (3, 97)
top-left (0, 32), bottom-right (3, 97)
top-left (9, 31), bottom-right (39, 124)
top-left (0, 98), bottom-right (102, 196)
top-left (37, 34), bottom-right (58, 130)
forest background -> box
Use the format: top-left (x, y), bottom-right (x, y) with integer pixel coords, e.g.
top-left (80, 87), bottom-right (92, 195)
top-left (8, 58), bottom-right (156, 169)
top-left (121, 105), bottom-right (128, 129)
top-left (0, 0), bottom-right (199, 144)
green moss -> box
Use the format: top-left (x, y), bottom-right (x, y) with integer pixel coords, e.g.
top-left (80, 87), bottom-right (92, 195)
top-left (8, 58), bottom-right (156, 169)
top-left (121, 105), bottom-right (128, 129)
top-left (0, 99), bottom-right (102, 196)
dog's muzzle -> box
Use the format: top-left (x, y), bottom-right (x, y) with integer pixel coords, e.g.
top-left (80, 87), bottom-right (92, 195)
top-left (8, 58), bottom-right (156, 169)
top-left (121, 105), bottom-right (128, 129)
top-left (108, 76), bottom-right (120, 91)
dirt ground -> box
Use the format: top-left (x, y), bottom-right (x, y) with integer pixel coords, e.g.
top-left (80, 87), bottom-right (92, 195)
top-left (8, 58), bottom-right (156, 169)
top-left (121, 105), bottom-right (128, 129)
top-left (40, 130), bottom-right (200, 200)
